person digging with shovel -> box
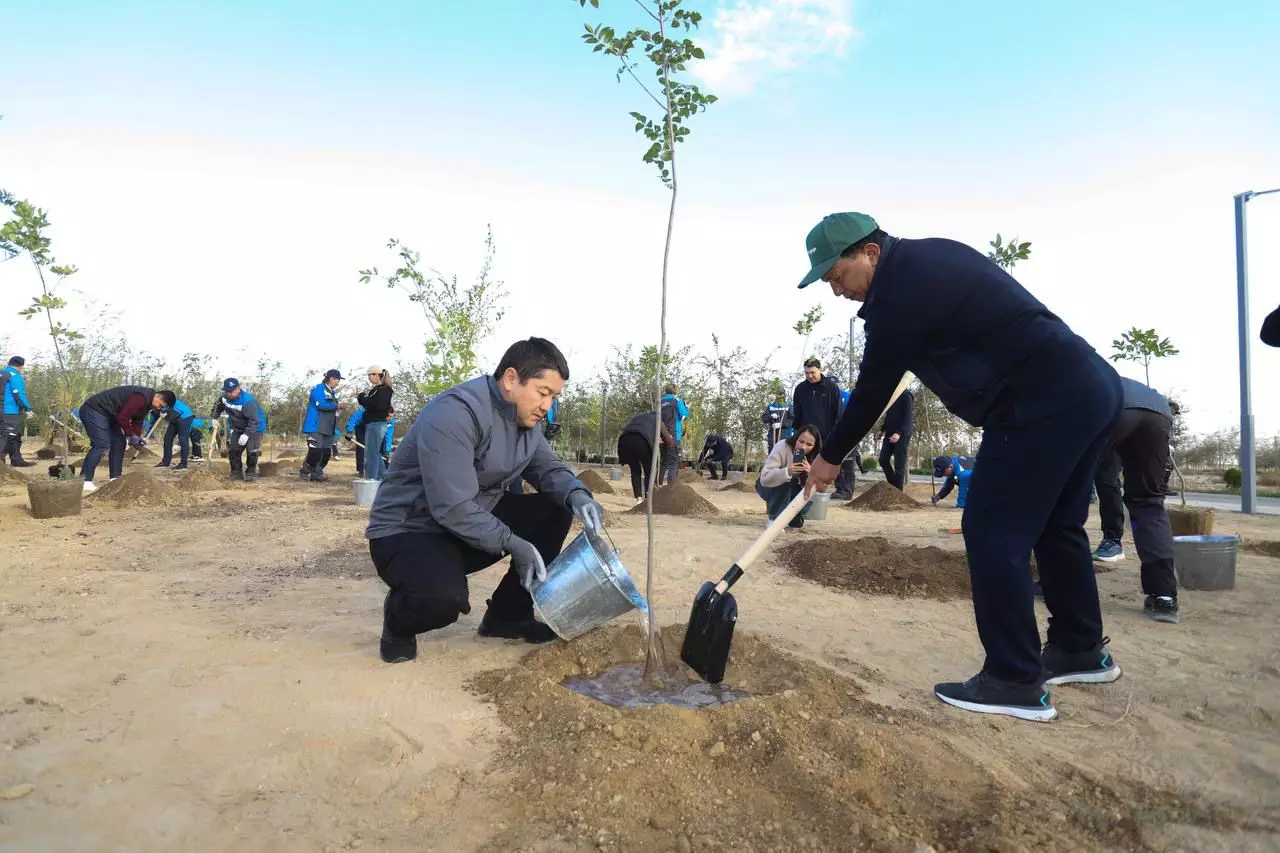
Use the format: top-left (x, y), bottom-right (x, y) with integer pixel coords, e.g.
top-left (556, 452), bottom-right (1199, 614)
top-left (78, 385), bottom-right (167, 492)
top-left (211, 378), bottom-right (267, 481)
top-left (797, 212), bottom-right (1123, 723)
top-left (364, 337), bottom-right (604, 664)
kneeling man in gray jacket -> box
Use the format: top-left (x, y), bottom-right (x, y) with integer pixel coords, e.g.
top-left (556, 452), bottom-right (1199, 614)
top-left (365, 338), bottom-right (604, 663)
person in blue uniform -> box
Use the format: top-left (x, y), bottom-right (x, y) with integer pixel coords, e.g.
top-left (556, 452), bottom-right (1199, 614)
top-left (830, 388), bottom-right (865, 500)
top-left (658, 384), bottom-right (690, 485)
top-left (189, 418), bottom-right (207, 461)
top-left (798, 211), bottom-right (1123, 723)
top-left (151, 392), bottom-right (197, 469)
top-left (931, 455), bottom-right (976, 507)
top-left (212, 378), bottom-right (267, 481)
top-left (762, 395), bottom-right (793, 450)
top-left (1091, 378), bottom-right (1180, 623)
top-left (301, 369), bottom-right (345, 482)
top-left (2, 356), bottom-right (34, 467)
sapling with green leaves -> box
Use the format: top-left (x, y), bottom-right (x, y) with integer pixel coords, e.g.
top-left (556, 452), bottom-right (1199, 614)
top-left (1110, 327), bottom-right (1179, 387)
top-left (987, 233), bottom-right (1031, 272)
top-left (572, 0), bottom-right (716, 677)
top-left (1, 196), bottom-right (82, 473)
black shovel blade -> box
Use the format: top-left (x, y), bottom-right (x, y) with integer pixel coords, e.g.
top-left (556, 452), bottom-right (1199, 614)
top-left (680, 581), bottom-right (738, 684)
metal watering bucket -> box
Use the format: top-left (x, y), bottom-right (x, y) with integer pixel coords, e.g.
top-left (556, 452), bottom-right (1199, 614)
top-left (804, 491), bottom-right (830, 521)
top-left (609, 466), bottom-right (623, 481)
top-left (532, 528), bottom-right (642, 640)
top-left (1173, 534), bottom-right (1239, 591)
top-left (352, 478), bottom-right (380, 507)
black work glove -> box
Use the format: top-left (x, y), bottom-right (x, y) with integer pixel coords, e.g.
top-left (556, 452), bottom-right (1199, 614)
top-left (507, 536), bottom-right (547, 592)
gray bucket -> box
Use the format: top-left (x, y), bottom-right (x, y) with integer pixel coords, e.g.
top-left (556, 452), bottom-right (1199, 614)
top-left (609, 466), bottom-right (623, 481)
top-left (804, 491), bottom-right (830, 521)
top-left (352, 478), bottom-right (380, 507)
top-left (532, 529), bottom-right (641, 640)
top-left (1173, 534), bottom-right (1239, 591)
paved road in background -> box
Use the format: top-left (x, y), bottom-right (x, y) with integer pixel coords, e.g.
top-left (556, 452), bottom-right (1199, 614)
top-left (896, 473), bottom-right (1280, 516)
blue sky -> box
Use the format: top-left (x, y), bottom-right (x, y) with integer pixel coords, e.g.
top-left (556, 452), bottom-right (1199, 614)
top-left (2, 0), bottom-right (1279, 434)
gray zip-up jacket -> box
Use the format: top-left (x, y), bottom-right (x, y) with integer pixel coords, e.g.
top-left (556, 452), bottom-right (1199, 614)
top-left (364, 375), bottom-right (590, 554)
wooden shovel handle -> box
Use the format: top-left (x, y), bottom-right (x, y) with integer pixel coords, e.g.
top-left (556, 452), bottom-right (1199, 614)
top-left (728, 371), bottom-right (916, 579)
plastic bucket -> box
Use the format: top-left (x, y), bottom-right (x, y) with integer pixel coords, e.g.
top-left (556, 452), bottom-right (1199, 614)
top-left (609, 466), bottom-right (623, 481)
top-left (804, 491), bottom-right (830, 521)
top-left (532, 529), bottom-right (642, 640)
top-left (352, 478), bottom-right (380, 507)
top-left (1173, 534), bottom-right (1238, 591)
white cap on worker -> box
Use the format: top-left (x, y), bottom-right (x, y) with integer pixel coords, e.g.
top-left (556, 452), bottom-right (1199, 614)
top-left (366, 365), bottom-right (385, 375)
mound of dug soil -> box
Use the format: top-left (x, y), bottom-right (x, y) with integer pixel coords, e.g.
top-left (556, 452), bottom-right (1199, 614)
top-left (177, 468), bottom-right (236, 492)
top-left (718, 479), bottom-right (754, 493)
top-left (88, 471), bottom-right (186, 508)
top-left (1243, 540), bottom-right (1280, 559)
top-left (277, 450), bottom-right (300, 460)
top-left (471, 624), bottom-right (1221, 853)
top-left (777, 536), bottom-right (971, 600)
top-left (577, 468), bottom-right (616, 495)
top-left (0, 464), bottom-right (30, 493)
top-left (847, 481), bottom-right (920, 511)
top-left (628, 482), bottom-right (718, 516)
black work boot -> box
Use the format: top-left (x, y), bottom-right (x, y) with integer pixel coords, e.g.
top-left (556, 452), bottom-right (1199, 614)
top-left (380, 593), bottom-right (417, 663)
top-left (245, 453), bottom-right (259, 481)
top-left (477, 600), bottom-right (557, 644)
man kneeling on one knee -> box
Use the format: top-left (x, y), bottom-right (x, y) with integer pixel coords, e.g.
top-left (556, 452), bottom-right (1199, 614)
top-left (365, 337), bottom-right (604, 664)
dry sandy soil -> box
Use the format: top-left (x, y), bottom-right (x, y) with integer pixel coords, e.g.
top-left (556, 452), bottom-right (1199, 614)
top-left (2, 459), bottom-right (1279, 852)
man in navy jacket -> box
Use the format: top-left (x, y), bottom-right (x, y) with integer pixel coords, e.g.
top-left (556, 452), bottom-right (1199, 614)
top-left (799, 212), bottom-right (1123, 723)
top-left (877, 388), bottom-right (914, 490)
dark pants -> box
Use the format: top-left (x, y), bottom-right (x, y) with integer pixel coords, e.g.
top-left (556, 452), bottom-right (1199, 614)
top-left (833, 454), bottom-right (858, 498)
top-left (879, 436), bottom-right (910, 490)
top-left (704, 457), bottom-right (730, 479)
top-left (190, 428), bottom-right (204, 458)
top-left (756, 478), bottom-right (808, 520)
top-left (353, 424), bottom-right (368, 476)
top-left (659, 440), bottom-right (682, 485)
top-left (161, 416), bottom-right (194, 466)
top-left (961, 357), bottom-right (1122, 683)
top-left (617, 432), bottom-right (653, 499)
top-left (1101, 408), bottom-right (1178, 597)
top-left (2, 414), bottom-right (23, 463)
top-left (81, 405), bottom-right (127, 481)
top-left (370, 493), bottom-right (573, 637)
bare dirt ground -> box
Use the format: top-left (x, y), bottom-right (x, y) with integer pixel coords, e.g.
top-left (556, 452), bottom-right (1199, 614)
top-left (2, 460), bottom-right (1279, 852)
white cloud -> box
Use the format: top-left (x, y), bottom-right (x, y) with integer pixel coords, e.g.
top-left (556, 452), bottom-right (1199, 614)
top-left (694, 0), bottom-right (859, 95)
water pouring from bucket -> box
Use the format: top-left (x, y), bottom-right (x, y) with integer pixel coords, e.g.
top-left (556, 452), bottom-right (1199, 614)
top-left (531, 525), bottom-right (651, 643)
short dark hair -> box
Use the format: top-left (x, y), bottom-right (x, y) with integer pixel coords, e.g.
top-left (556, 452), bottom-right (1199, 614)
top-left (495, 337), bottom-right (570, 383)
top-left (839, 228), bottom-right (887, 259)
top-left (7, 356), bottom-right (25, 367)
top-left (158, 390), bottom-right (177, 408)
top-left (803, 357), bottom-right (821, 370)
top-left (786, 425), bottom-right (823, 459)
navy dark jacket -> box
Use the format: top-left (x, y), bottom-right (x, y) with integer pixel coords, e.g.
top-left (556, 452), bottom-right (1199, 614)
top-left (881, 389), bottom-right (914, 437)
top-left (824, 237), bottom-right (1096, 465)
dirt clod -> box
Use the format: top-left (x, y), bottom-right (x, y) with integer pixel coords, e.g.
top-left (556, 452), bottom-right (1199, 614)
top-left (577, 468), bottom-right (616, 495)
top-left (177, 468), bottom-right (236, 492)
top-left (717, 480), bottom-right (754, 493)
top-left (1242, 539), bottom-right (1280, 559)
top-left (847, 481), bottom-right (920, 511)
top-left (777, 536), bottom-right (971, 600)
top-left (629, 482), bottom-right (718, 516)
top-left (0, 464), bottom-right (31, 488)
top-left (88, 471), bottom-right (187, 508)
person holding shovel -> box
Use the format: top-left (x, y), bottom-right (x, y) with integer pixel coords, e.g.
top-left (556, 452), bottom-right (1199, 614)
top-left (365, 337), bottom-right (603, 664)
top-left (797, 212), bottom-right (1123, 723)
top-left (356, 366), bottom-right (394, 482)
top-left (300, 369), bottom-right (344, 482)
top-left (2, 356), bottom-right (35, 468)
top-left (78, 385), bottom-right (166, 492)
top-left (617, 408), bottom-right (674, 503)
top-left (211, 378), bottom-right (266, 481)
top-left (344, 406), bottom-right (369, 477)
top-left (696, 433), bottom-right (734, 481)
top-left (151, 392), bottom-right (197, 470)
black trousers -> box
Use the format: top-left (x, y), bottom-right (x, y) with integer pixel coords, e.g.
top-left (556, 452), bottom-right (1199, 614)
top-left (161, 416), bottom-right (194, 466)
top-left (370, 492), bottom-right (573, 637)
top-left (617, 432), bottom-right (653, 499)
top-left (353, 424), bottom-right (368, 475)
top-left (704, 457), bottom-right (729, 479)
top-left (833, 453), bottom-right (859, 497)
top-left (962, 357), bottom-right (1121, 683)
top-left (2, 414), bottom-right (22, 463)
top-left (189, 428), bottom-right (204, 458)
top-left (1097, 408), bottom-right (1177, 597)
top-left (879, 436), bottom-right (910, 490)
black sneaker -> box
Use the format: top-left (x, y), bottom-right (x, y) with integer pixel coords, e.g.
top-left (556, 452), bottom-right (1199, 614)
top-left (787, 515), bottom-right (804, 529)
top-left (229, 469), bottom-right (245, 481)
top-left (245, 470), bottom-right (259, 482)
top-left (1144, 595), bottom-right (1179, 624)
top-left (310, 472), bottom-right (328, 482)
top-left (1041, 638), bottom-right (1122, 685)
top-left (934, 671), bottom-right (1057, 722)
top-left (298, 465), bottom-right (312, 480)
top-left (380, 594), bottom-right (417, 663)
top-left (477, 606), bottom-right (556, 644)
top-left (173, 464), bottom-right (188, 471)
top-left (154, 461), bottom-right (171, 468)
top-left (830, 492), bottom-right (853, 501)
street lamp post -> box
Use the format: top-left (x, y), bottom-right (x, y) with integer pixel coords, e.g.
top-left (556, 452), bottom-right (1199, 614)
top-left (1235, 187), bottom-right (1280, 515)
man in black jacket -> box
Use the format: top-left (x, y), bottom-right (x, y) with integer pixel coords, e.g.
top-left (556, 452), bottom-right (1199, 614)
top-left (799, 212), bottom-right (1123, 723)
top-left (877, 388), bottom-right (914, 490)
top-left (792, 358), bottom-right (841, 437)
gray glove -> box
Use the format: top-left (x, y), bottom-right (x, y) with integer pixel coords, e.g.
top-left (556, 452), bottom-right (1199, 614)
top-left (508, 536), bottom-right (547, 591)
top-left (568, 490), bottom-right (604, 534)
top-left (237, 433), bottom-right (249, 447)
top-left (128, 436), bottom-right (145, 449)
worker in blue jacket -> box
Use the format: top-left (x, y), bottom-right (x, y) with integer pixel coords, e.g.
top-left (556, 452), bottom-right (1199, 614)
top-left (301, 369), bottom-right (345, 482)
top-left (658, 384), bottom-right (690, 485)
top-left (151, 393), bottom-right (197, 469)
top-left (345, 406), bottom-right (369, 476)
top-left (212, 378), bottom-right (267, 481)
top-left (798, 212), bottom-right (1123, 723)
top-left (762, 396), bottom-right (793, 450)
top-left (932, 455), bottom-right (976, 507)
top-left (831, 388), bottom-right (865, 500)
top-left (2, 356), bottom-right (35, 467)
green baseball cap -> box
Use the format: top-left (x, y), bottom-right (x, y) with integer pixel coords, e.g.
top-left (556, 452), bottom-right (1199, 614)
top-left (797, 212), bottom-right (879, 289)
